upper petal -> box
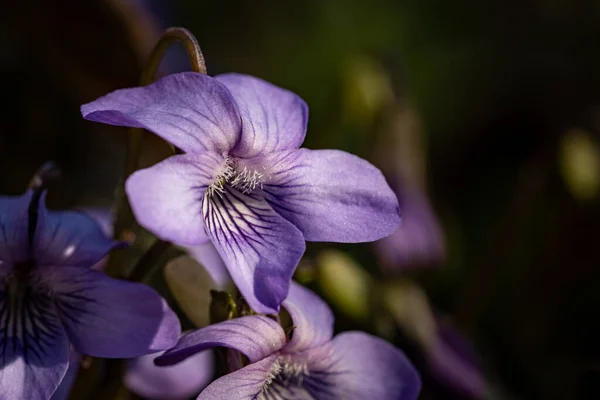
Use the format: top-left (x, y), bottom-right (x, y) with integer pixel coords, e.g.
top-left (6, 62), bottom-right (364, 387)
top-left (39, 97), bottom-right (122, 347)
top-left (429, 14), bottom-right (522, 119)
top-left (45, 267), bottom-right (181, 358)
top-left (216, 73), bottom-right (308, 158)
top-left (197, 354), bottom-right (277, 400)
top-left (0, 191), bottom-right (32, 265)
top-left (34, 194), bottom-right (123, 268)
top-left (263, 149), bottom-right (401, 242)
top-left (281, 282), bottom-right (334, 353)
top-left (126, 153), bottom-right (225, 246)
top-left (82, 72), bottom-right (242, 154)
top-left (125, 349), bottom-right (214, 400)
top-left (156, 316), bottom-right (285, 366)
top-left (203, 187), bottom-right (305, 314)
top-left (328, 332), bottom-right (421, 400)
top-left (0, 286), bottom-right (71, 400)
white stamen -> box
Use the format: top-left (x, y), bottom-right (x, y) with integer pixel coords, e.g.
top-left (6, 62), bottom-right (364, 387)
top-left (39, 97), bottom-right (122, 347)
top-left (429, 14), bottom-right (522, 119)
top-left (260, 356), bottom-right (310, 396)
top-left (229, 165), bottom-right (265, 193)
top-left (206, 157), bottom-right (235, 198)
top-left (264, 359), bottom-right (283, 388)
top-left (205, 156), bottom-right (265, 197)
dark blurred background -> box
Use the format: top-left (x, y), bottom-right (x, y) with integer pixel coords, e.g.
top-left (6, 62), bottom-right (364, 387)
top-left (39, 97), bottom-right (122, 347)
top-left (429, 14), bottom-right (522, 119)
top-left (3, 1), bottom-right (600, 399)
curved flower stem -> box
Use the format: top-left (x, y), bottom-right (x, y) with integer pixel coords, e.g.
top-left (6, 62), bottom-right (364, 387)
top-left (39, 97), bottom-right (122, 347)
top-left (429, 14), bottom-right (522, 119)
top-left (108, 27), bottom-right (207, 278)
top-left (125, 27), bottom-right (206, 177)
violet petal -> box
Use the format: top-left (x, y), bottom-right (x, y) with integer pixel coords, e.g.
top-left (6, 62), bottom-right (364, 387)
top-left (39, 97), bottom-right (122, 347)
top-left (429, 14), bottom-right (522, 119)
top-left (45, 267), bottom-right (180, 358)
top-left (263, 149), bottom-right (401, 243)
top-left (216, 73), bottom-right (308, 158)
top-left (329, 332), bottom-right (421, 400)
top-left (156, 316), bottom-right (285, 366)
top-left (34, 194), bottom-right (123, 268)
top-left (203, 187), bottom-right (305, 314)
top-left (197, 354), bottom-right (277, 400)
top-left (81, 72), bottom-right (242, 154)
top-left (0, 296), bottom-right (70, 400)
top-left (281, 282), bottom-right (334, 353)
top-left (126, 153), bottom-right (225, 245)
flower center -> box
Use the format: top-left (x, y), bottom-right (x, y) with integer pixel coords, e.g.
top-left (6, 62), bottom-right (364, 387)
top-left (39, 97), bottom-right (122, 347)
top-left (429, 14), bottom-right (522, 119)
top-left (0, 264), bottom-right (61, 362)
top-left (258, 356), bottom-right (316, 399)
top-left (206, 156), bottom-right (265, 198)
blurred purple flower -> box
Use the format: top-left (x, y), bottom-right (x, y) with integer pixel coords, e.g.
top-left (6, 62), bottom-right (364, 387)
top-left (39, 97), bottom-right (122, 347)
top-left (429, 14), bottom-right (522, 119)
top-left (375, 182), bottom-right (445, 270)
top-left (0, 191), bottom-right (181, 399)
top-left (155, 282), bottom-right (421, 400)
top-left (384, 282), bottom-right (487, 398)
top-left (82, 72), bottom-right (400, 314)
top-left (78, 207), bottom-right (113, 238)
top-left (125, 348), bottom-right (214, 400)
top-left (427, 319), bottom-right (487, 399)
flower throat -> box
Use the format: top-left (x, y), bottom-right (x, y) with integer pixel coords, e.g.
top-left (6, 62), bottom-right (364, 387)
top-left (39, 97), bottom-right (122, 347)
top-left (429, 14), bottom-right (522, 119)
top-left (206, 156), bottom-right (265, 198)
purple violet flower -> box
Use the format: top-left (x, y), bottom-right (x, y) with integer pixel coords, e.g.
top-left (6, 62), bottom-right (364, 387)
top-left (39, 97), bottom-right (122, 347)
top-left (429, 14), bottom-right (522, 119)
top-left (81, 72), bottom-right (401, 314)
top-left (0, 191), bottom-right (181, 399)
top-left (154, 282), bottom-right (421, 399)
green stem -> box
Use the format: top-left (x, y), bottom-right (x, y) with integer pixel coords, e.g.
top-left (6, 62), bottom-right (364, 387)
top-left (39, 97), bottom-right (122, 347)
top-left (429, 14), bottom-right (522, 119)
top-left (125, 27), bottom-right (206, 177)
